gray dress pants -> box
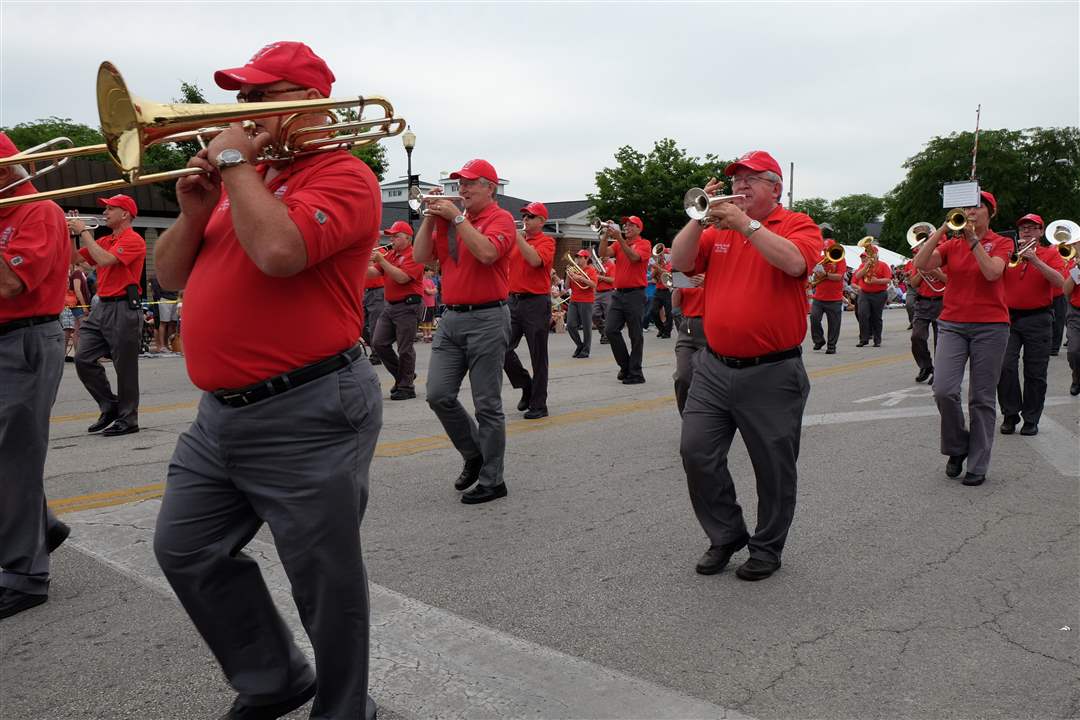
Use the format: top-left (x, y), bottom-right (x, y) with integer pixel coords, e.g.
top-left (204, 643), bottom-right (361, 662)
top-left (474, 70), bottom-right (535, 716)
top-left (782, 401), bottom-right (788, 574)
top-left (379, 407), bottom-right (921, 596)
top-left (0, 322), bottom-right (65, 595)
top-left (153, 357), bottom-right (382, 719)
top-left (372, 300), bottom-right (420, 391)
top-left (997, 309), bottom-right (1053, 424)
top-left (606, 288), bottom-right (646, 381)
top-left (681, 350), bottom-right (810, 564)
top-left (911, 296), bottom-right (943, 371)
top-left (427, 306), bottom-right (511, 488)
top-left (74, 299), bottom-right (142, 425)
top-left (856, 290), bottom-right (886, 345)
top-left (673, 316), bottom-right (707, 416)
top-left (362, 287), bottom-right (385, 349)
top-left (809, 299), bottom-right (842, 350)
top-left (566, 300), bottom-right (594, 356)
top-left (932, 321), bottom-right (1010, 475)
top-left (593, 290), bottom-right (613, 332)
top-left (1050, 294), bottom-right (1067, 353)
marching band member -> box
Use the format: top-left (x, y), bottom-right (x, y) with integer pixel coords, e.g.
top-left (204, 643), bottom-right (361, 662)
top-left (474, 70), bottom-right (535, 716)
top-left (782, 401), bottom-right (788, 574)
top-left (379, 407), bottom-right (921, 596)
top-left (671, 150), bottom-right (822, 581)
top-left (593, 255), bottom-right (615, 344)
top-left (363, 239), bottom-right (386, 366)
top-left (904, 253), bottom-right (947, 383)
top-left (1049, 236), bottom-right (1069, 357)
top-left (70, 194), bottom-right (145, 436)
top-left (503, 202), bottom-right (555, 420)
top-left (0, 132), bottom-right (71, 620)
top-left (1062, 256), bottom-right (1080, 395)
top-left (566, 249), bottom-right (598, 358)
top-left (152, 42), bottom-right (381, 719)
top-left (997, 213), bottom-right (1065, 436)
top-left (414, 158), bottom-right (515, 503)
top-left (852, 239), bottom-right (891, 347)
top-left (650, 244), bottom-right (674, 338)
top-left (600, 215), bottom-right (651, 384)
top-left (371, 220), bottom-right (425, 400)
top-left (808, 238), bottom-right (847, 354)
top-left (672, 272), bottom-right (706, 415)
top-left (914, 191), bottom-right (1011, 487)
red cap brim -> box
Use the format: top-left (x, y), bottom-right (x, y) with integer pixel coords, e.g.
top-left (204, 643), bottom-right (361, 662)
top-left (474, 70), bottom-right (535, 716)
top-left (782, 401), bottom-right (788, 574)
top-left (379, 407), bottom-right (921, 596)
top-left (448, 169), bottom-right (480, 181)
top-left (214, 66), bottom-right (284, 91)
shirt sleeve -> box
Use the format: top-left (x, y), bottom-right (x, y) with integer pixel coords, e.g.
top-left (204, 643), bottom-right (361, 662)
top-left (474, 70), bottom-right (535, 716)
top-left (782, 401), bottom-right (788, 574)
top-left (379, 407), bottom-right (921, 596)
top-left (631, 239), bottom-right (651, 262)
top-left (988, 236), bottom-right (1012, 263)
top-left (398, 252), bottom-right (424, 282)
top-left (483, 212), bottom-right (517, 260)
top-left (535, 236), bottom-right (556, 269)
top-left (780, 213), bottom-right (825, 275)
top-left (1, 216), bottom-right (61, 293)
top-left (111, 232), bottom-right (146, 269)
top-left (286, 157), bottom-right (380, 268)
top-left (936, 238), bottom-right (954, 268)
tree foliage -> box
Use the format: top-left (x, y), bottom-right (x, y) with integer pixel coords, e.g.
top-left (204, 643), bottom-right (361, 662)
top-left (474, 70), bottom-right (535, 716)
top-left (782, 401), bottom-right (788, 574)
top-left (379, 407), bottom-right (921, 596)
top-left (830, 193), bottom-right (886, 245)
top-left (589, 139), bottom-right (733, 244)
top-left (791, 197), bottom-right (832, 226)
top-left (880, 126), bottom-right (1080, 251)
top-left (335, 107), bottom-right (388, 180)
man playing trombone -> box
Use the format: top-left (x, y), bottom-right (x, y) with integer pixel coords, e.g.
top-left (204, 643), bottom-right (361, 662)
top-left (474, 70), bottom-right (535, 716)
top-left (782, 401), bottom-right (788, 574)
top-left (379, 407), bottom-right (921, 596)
top-left (371, 220), bottom-right (425, 401)
top-left (808, 236), bottom-right (846, 354)
top-left (599, 215), bottom-right (651, 384)
top-left (152, 42), bottom-right (382, 720)
top-left (503, 202), bottom-right (555, 419)
top-left (904, 222), bottom-right (947, 383)
top-left (670, 150), bottom-right (822, 582)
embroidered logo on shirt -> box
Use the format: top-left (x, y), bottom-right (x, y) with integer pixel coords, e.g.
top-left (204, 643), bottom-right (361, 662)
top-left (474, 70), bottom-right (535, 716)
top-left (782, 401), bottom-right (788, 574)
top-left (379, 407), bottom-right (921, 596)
top-left (314, 209), bottom-right (328, 225)
top-left (116, 246), bottom-right (124, 254)
top-left (983, 242), bottom-right (994, 253)
top-left (713, 242), bottom-right (731, 254)
top-left (9, 255), bottom-right (23, 266)
top-left (0, 225), bottom-right (12, 250)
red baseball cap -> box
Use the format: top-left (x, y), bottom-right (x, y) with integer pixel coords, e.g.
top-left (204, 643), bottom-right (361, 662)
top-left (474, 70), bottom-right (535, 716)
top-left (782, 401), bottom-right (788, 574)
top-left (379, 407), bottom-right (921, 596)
top-left (98, 194), bottom-right (138, 217)
top-left (576, 249), bottom-right (591, 258)
top-left (520, 201), bottom-right (548, 219)
top-left (621, 215), bottom-right (644, 229)
top-left (214, 41), bottom-right (335, 98)
top-left (383, 220), bottom-right (414, 237)
top-left (1016, 213), bottom-right (1044, 227)
top-left (449, 158), bottom-right (498, 184)
top-left (724, 150), bottom-right (783, 179)
top-left (979, 190), bottom-right (997, 213)
top-left (0, 132), bottom-right (19, 159)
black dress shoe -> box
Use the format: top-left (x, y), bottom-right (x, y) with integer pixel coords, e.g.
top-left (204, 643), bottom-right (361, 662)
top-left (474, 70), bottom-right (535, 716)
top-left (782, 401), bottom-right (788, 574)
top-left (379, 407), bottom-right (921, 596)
top-left (0, 588), bottom-right (47, 620)
top-left (945, 454), bottom-right (966, 478)
top-left (872, 342), bottom-right (881, 347)
top-left (617, 369), bottom-right (626, 381)
top-left (812, 342), bottom-right (824, 351)
top-left (460, 483), bottom-right (507, 504)
top-left (219, 680), bottom-right (317, 720)
top-left (735, 557), bottom-right (781, 581)
top-left (1019, 422), bottom-right (1038, 436)
top-left (856, 341), bottom-right (868, 347)
top-left (1071, 380), bottom-right (1080, 396)
top-left (825, 347), bottom-right (836, 354)
top-left (578, 353), bottom-right (589, 359)
top-left (102, 420), bottom-right (139, 437)
top-left (1000, 415), bottom-right (1019, 435)
top-left (962, 471), bottom-right (986, 486)
top-left (516, 386), bottom-right (532, 412)
top-left (87, 409), bottom-right (118, 433)
top-left (915, 367), bottom-right (933, 383)
top-left (523, 408), bottom-right (548, 420)
top-left (389, 388), bottom-right (416, 401)
top-left (622, 376), bottom-right (645, 385)
top-left (695, 535), bottom-right (748, 575)
top-left (47, 520), bottom-right (70, 553)
top-left (454, 456), bottom-right (484, 491)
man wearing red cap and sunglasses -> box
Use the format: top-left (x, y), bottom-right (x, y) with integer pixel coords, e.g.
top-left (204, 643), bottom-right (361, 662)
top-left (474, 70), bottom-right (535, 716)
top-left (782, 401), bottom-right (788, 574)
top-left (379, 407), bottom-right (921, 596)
top-left (69, 193), bottom-right (146, 437)
top-left (503, 201), bottom-right (555, 419)
top-left (371, 220), bottom-right (424, 400)
top-left (670, 150), bottom-right (822, 582)
top-left (414, 158), bottom-right (516, 504)
top-left (995, 213), bottom-right (1064, 437)
top-left (0, 131), bottom-right (73, 620)
top-left (600, 215), bottom-right (651, 384)
top-left (914, 191), bottom-right (1012, 487)
top-left (152, 42), bottom-right (380, 720)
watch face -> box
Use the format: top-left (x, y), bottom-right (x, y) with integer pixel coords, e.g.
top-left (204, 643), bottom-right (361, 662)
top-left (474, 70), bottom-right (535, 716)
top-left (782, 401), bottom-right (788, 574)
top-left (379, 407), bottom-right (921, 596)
top-left (219, 149), bottom-right (243, 165)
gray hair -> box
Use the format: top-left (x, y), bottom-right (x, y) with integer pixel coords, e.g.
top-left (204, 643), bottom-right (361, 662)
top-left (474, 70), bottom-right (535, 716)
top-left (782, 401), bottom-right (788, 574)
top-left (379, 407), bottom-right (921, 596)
top-left (760, 170), bottom-right (783, 202)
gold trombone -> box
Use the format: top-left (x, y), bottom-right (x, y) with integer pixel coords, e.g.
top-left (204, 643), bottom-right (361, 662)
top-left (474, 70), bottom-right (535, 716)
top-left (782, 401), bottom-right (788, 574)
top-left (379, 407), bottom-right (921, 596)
top-left (809, 244), bottom-right (845, 287)
top-left (0, 62), bottom-right (406, 209)
top-left (683, 187), bottom-right (745, 223)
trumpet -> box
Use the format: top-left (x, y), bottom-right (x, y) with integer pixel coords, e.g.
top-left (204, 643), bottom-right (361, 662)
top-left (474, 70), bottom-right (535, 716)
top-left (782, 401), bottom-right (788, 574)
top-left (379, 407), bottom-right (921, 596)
top-left (906, 222), bottom-right (936, 252)
top-left (589, 219), bottom-right (618, 235)
top-left (564, 252), bottom-right (592, 289)
top-left (408, 186), bottom-right (464, 217)
top-left (0, 62), bottom-right (406, 209)
top-left (652, 243), bottom-right (667, 258)
top-left (683, 187), bottom-right (745, 223)
top-left (66, 214), bottom-right (103, 230)
top-left (1047, 219), bottom-right (1080, 261)
top-left (945, 208), bottom-right (968, 233)
top-left (371, 244), bottom-right (391, 261)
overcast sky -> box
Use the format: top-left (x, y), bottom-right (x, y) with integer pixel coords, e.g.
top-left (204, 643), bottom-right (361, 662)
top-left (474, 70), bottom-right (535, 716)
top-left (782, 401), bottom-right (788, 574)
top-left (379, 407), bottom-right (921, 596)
top-left (1, 2), bottom-right (1077, 205)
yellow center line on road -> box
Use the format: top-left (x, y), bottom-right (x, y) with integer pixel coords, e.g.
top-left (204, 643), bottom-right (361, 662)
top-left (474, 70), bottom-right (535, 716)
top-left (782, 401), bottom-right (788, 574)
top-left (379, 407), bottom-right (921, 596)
top-left (50, 351), bottom-right (911, 513)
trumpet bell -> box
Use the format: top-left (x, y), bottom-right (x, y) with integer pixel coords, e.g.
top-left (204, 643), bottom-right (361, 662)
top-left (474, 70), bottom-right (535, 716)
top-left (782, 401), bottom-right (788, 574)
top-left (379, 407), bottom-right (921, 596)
top-left (945, 209), bottom-right (967, 233)
top-left (824, 244), bottom-right (845, 263)
top-left (408, 186), bottom-right (464, 215)
top-left (683, 188), bottom-right (745, 221)
top-left (906, 222), bottom-right (935, 250)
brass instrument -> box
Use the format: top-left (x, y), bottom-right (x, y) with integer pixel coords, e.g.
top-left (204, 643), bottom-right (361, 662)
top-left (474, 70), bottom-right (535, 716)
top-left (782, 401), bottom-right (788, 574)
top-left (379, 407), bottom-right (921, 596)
top-left (945, 208), bottom-right (968, 233)
top-left (408, 186), bottom-right (464, 217)
top-left (906, 222), bottom-right (936, 252)
top-left (1008, 239), bottom-right (1039, 268)
top-left (652, 243), bottom-right (667, 258)
top-left (857, 236), bottom-right (879, 279)
top-left (0, 62), bottom-right (406, 209)
top-left (683, 187), bottom-right (745, 223)
top-left (589, 219), bottom-right (618, 235)
top-left (66, 214), bottom-right (103, 230)
top-left (589, 248), bottom-right (607, 276)
top-left (563, 252), bottom-right (592, 289)
top-left (809, 244), bottom-right (845, 287)
top-left (1047, 220), bottom-right (1080, 262)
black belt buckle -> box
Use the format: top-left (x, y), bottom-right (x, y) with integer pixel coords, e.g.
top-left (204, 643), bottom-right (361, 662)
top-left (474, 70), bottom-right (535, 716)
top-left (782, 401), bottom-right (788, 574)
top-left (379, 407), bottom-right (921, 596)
top-left (217, 390), bottom-right (251, 407)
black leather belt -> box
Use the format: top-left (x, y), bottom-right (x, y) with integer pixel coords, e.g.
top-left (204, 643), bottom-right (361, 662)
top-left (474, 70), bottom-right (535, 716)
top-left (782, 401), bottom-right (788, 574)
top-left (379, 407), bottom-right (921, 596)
top-left (98, 295), bottom-right (128, 302)
top-left (1009, 306), bottom-right (1051, 318)
top-left (389, 295), bottom-right (421, 305)
top-left (0, 315), bottom-right (59, 336)
top-left (709, 346), bottom-right (801, 369)
top-left (212, 343), bottom-right (365, 408)
top-left (445, 300), bottom-right (505, 312)
top-left (510, 292), bottom-right (544, 299)
top-left (615, 287), bottom-right (644, 293)
top-left (917, 296), bottom-right (943, 301)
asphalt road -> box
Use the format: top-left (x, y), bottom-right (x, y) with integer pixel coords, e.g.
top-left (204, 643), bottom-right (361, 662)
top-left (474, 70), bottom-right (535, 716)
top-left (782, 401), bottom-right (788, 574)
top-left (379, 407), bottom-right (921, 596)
top-left (2, 308), bottom-right (1078, 720)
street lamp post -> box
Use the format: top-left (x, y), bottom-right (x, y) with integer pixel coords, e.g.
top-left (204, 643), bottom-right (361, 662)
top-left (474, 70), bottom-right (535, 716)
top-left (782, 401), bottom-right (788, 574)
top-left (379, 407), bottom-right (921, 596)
top-left (403, 126), bottom-right (417, 229)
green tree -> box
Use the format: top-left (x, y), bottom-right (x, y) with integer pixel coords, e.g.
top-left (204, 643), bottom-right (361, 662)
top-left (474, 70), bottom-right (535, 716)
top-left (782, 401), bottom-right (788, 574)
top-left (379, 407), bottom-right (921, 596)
top-left (830, 193), bottom-right (885, 245)
top-left (335, 107), bottom-right (389, 180)
top-left (881, 127), bottom-right (1080, 251)
top-left (791, 197), bottom-right (832, 226)
top-left (0, 116), bottom-right (106, 160)
top-left (589, 138), bottom-right (731, 244)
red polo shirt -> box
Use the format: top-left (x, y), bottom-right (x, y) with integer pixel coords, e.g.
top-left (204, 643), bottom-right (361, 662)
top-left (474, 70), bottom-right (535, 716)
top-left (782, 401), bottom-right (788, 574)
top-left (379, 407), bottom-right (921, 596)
top-left (569, 265), bottom-right (598, 303)
top-left (508, 232), bottom-right (555, 295)
top-left (0, 183), bottom-right (69, 323)
top-left (692, 205), bottom-right (823, 357)
top-left (679, 286), bottom-right (705, 318)
top-left (611, 238), bottom-right (651, 289)
top-left (812, 257), bottom-right (847, 302)
top-left (431, 201), bottom-right (515, 304)
top-left (855, 257), bottom-right (891, 293)
top-left (181, 150), bottom-right (379, 391)
top-left (381, 245), bottom-right (424, 302)
top-left (936, 231), bottom-right (1013, 323)
top-left (1003, 244), bottom-right (1065, 310)
top-left (596, 260), bottom-right (615, 291)
top-left (78, 226), bottom-right (145, 298)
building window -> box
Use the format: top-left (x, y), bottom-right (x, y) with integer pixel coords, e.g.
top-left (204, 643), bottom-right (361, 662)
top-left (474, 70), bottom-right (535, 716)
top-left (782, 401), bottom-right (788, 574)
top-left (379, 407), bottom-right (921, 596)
top-left (389, 189), bottom-right (402, 197)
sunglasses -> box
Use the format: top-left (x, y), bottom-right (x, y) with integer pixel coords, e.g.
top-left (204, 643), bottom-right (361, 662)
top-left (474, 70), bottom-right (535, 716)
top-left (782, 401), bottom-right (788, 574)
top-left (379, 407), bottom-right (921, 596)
top-left (235, 86), bottom-right (307, 103)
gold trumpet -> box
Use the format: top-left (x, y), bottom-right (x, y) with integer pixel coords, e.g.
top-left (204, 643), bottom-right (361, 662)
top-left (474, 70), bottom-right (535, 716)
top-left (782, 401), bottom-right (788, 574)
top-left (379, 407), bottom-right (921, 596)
top-left (0, 62), bottom-right (406, 209)
top-left (945, 208), bottom-right (968, 233)
top-left (1047, 219), bottom-right (1080, 261)
top-left (683, 187), bottom-right (745, 223)
top-left (564, 252), bottom-right (592, 289)
top-left (408, 186), bottom-right (464, 217)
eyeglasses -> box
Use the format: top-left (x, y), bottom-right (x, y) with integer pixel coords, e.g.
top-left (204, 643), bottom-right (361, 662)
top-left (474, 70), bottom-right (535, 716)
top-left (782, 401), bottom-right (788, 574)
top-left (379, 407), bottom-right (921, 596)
top-left (458, 178), bottom-right (488, 188)
top-left (731, 175), bottom-right (774, 188)
top-left (235, 87), bottom-right (307, 103)
top-left (522, 214), bottom-right (539, 220)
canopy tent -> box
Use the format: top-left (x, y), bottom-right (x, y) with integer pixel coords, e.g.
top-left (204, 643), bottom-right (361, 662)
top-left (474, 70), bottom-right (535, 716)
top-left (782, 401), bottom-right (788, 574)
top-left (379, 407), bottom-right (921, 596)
top-left (839, 244), bottom-right (909, 269)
